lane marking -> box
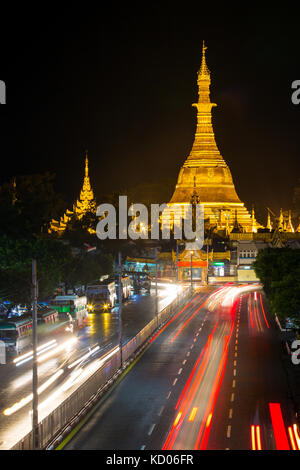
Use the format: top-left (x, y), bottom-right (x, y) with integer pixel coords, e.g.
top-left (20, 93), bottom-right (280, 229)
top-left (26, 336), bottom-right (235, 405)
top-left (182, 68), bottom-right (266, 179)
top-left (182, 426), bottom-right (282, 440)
top-left (230, 393), bottom-right (235, 402)
top-left (227, 425), bottom-right (231, 438)
top-left (229, 409), bottom-right (233, 419)
top-left (178, 368), bottom-right (182, 375)
top-left (166, 391), bottom-right (171, 400)
top-left (148, 424), bottom-right (156, 436)
top-left (173, 378), bottom-right (178, 386)
top-left (158, 406), bottom-right (165, 416)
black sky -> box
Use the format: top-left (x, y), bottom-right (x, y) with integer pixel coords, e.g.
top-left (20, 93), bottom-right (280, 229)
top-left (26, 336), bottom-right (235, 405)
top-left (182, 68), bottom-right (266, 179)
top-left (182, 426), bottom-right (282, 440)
top-left (0, 4), bottom-right (300, 223)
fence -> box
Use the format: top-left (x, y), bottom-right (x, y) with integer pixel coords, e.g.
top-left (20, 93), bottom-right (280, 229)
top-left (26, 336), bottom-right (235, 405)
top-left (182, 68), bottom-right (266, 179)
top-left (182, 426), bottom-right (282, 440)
top-left (11, 287), bottom-right (192, 450)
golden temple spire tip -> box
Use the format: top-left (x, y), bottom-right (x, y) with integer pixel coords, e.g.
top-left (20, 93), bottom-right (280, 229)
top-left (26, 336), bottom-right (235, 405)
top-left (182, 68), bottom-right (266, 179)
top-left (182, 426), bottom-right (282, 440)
top-left (199, 40), bottom-right (210, 78)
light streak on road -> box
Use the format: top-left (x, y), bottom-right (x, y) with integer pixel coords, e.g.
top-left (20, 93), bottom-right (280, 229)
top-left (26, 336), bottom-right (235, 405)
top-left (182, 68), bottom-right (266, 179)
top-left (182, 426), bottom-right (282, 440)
top-left (171, 297), bottom-right (208, 343)
top-left (288, 424), bottom-right (300, 450)
top-left (251, 425), bottom-right (262, 450)
top-left (188, 407), bottom-right (198, 422)
top-left (269, 403), bottom-right (290, 450)
top-left (259, 294), bottom-right (269, 329)
top-left (293, 424), bottom-right (300, 450)
top-left (67, 346), bottom-right (100, 369)
top-left (163, 321), bottom-right (221, 450)
top-left (14, 340), bottom-right (58, 367)
top-left (3, 369), bottom-right (64, 416)
top-left (37, 346), bottom-right (120, 411)
top-left (150, 294), bottom-right (203, 344)
top-left (37, 338), bottom-right (77, 363)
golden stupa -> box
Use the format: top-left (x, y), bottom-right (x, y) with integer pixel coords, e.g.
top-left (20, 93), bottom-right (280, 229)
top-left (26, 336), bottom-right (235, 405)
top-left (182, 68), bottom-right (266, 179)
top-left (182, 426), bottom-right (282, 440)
top-left (166, 42), bottom-right (258, 233)
top-left (49, 152), bottom-right (97, 234)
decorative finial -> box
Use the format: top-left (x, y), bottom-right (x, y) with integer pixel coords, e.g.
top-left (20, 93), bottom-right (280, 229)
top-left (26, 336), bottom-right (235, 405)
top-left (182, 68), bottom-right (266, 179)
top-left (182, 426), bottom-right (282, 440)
top-left (199, 40), bottom-right (210, 78)
top-left (85, 150), bottom-right (89, 176)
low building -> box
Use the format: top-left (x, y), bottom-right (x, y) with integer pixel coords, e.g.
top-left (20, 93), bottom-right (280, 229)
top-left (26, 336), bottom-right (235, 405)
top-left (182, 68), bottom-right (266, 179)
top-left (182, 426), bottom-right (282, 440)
top-left (236, 240), bottom-right (268, 282)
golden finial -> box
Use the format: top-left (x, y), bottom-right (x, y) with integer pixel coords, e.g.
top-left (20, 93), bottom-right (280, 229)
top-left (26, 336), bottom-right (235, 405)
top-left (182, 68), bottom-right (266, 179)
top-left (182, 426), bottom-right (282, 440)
top-left (199, 40), bottom-right (210, 78)
top-left (85, 150), bottom-right (89, 176)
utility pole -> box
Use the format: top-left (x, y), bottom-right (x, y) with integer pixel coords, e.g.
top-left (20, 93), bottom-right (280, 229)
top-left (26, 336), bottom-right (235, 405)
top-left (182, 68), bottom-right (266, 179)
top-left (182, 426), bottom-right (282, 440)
top-left (190, 252), bottom-right (193, 290)
top-left (32, 259), bottom-right (39, 449)
top-left (206, 239), bottom-right (209, 285)
top-left (176, 243), bottom-right (179, 283)
top-left (118, 252), bottom-right (123, 368)
top-left (155, 247), bottom-right (158, 327)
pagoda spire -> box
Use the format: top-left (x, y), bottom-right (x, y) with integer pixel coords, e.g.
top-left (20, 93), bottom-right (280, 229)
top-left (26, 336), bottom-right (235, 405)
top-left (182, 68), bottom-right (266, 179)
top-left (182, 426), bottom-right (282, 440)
top-left (251, 206), bottom-right (257, 233)
top-left (286, 210), bottom-right (295, 233)
top-left (74, 151), bottom-right (96, 219)
top-left (85, 150), bottom-right (89, 177)
top-left (187, 41), bottom-right (221, 163)
top-left (266, 209), bottom-right (272, 231)
top-left (278, 209), bottom-right (284, 231)
top-left (199, 41), bottom-right (210, 78)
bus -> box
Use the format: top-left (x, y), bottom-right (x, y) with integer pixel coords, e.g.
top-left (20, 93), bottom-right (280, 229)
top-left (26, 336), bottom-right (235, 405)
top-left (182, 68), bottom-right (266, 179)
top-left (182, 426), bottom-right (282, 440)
top-left (0, 306), bottom-right (73, 354)
top-left (50, 295), bottom-right (88, 328)
top-left (86, 279), bottom-right (116, 312)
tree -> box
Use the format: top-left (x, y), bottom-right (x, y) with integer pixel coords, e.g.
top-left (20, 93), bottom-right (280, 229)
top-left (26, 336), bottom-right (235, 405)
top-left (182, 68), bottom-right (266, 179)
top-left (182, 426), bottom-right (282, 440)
top-left (63, 250), bottom-right (113, 292)
top-left (0, 173), bottom-right (67, 239)
top-left (0, 235), bottom-right (73, 305)
top-left (253, 248), bottom-right (300, 320)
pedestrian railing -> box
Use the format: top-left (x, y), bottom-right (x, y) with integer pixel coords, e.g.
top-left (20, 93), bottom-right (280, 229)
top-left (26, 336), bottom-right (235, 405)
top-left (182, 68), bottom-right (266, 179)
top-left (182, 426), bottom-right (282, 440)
top-left (11, 287), bottom-right (193, 450)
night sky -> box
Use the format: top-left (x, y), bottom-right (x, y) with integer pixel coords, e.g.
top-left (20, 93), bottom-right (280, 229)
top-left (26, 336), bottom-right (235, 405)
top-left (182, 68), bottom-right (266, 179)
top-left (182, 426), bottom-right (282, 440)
top-left (1, 4), bottom-right (300, 223)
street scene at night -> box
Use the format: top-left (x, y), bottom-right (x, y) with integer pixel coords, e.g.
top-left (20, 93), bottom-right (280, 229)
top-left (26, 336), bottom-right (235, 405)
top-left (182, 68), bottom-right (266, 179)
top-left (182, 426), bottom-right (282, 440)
top-left (0, 3), bottom-right (300, 461)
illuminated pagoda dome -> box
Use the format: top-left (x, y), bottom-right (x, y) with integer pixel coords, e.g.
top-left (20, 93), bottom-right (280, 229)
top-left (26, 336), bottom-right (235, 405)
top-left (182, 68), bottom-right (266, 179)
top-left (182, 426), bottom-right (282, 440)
top-left (49, 152), bottom-right (97, 234)
top-left (164, 42), bottom-right (261, 233)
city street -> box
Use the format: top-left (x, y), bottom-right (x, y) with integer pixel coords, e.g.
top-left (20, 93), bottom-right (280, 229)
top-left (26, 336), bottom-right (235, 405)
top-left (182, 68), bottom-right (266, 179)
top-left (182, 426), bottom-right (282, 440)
top-left (61, 285), bottom-right (297, 451)
top-left (0, 283), bottom-right (180, 450)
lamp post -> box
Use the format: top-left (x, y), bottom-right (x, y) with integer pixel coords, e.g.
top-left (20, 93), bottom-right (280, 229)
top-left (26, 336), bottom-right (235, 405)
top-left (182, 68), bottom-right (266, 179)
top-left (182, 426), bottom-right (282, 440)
top-left (118, 252), bottom-right (123, 368)
top-left (32, 259), bottom-right (39, 449)
top-left (176, 242), bottom-right (179, 283)
top-left (190, 252), bottom-right (193, 290)
top-left (155, 247), bottom-right (158, 327)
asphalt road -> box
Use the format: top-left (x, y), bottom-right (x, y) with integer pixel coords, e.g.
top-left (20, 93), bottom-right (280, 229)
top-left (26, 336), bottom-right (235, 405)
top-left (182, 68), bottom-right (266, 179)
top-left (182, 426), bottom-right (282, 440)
top-left (0, 284), bottom-right (178, 450)
top-left (62, 285), bottom-right (297, 451)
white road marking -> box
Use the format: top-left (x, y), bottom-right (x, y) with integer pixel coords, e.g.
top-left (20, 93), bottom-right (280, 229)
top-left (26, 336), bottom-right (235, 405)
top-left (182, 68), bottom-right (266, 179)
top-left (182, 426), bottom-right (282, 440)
top-left (227, 425), bottom-right (231, 438)
top-left (148, 424), bottom-right (156, 436)
top-left (173, 378), bottom-right (178, 386)
top-left (178, 368), bottom-right (182, 375)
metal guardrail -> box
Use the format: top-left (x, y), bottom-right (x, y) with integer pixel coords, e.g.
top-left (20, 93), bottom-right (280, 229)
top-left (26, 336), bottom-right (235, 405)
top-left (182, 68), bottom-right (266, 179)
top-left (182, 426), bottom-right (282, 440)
top-left (11, 287), bottom-right (193, 450)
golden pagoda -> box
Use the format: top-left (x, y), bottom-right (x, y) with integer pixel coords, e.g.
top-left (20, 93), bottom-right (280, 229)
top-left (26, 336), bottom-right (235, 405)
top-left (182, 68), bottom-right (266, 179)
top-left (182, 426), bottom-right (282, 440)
top-left (165, 42), bottom-right (259, 233)
top-left (73, 153), bottom-right (96, 219)
top-left (49, 152), bottom-right (97, 234)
